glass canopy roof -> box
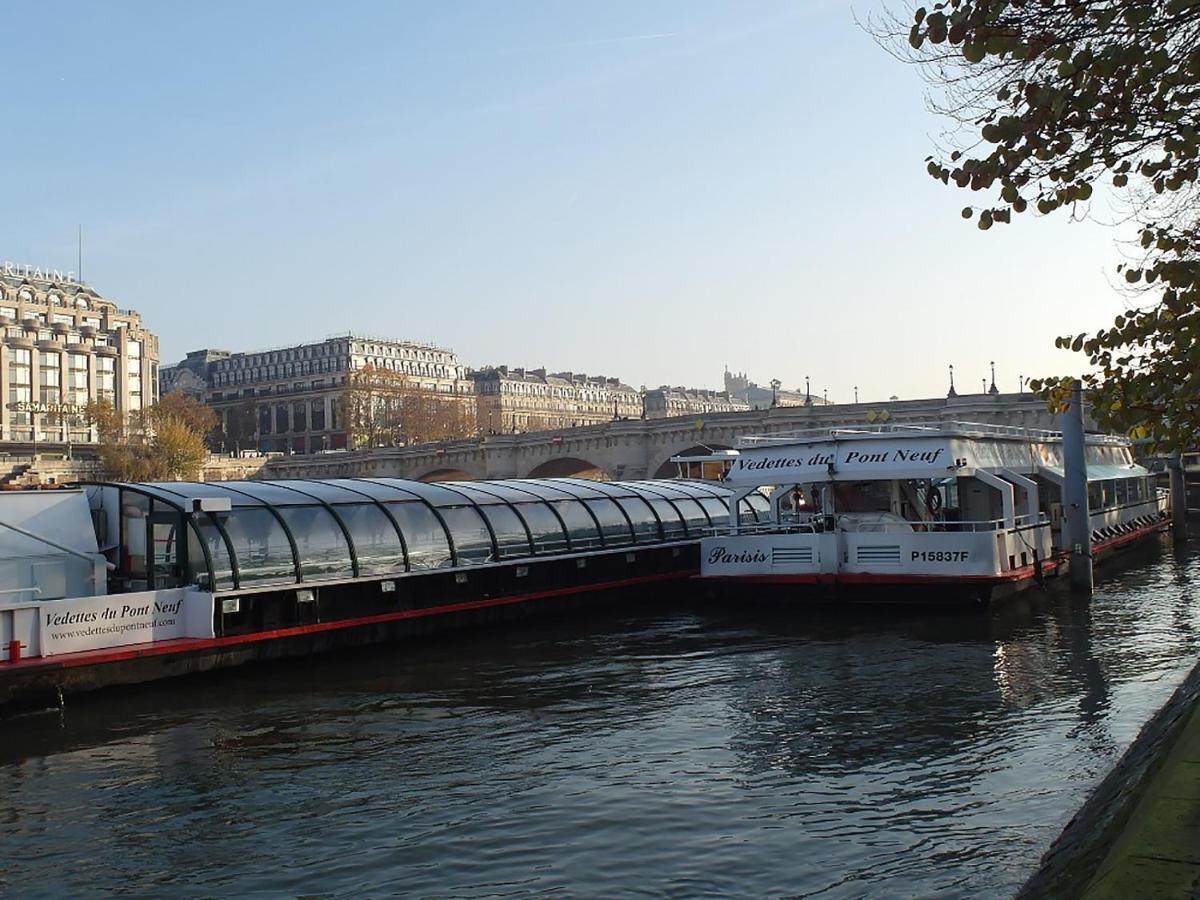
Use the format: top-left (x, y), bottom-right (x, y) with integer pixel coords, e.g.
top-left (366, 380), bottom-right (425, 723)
top-left (104, 477), bottom-right (763, 592)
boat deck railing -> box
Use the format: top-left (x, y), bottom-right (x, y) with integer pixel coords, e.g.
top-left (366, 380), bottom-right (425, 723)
top-left (706, 512), bottom-right (1049, 536)
top-left (736, 421), bottom-right (1129, 447)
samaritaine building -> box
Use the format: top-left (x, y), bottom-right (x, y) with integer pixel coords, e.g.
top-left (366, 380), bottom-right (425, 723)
top-left (0, 263), bottom-right (159, 447)
top-left (191, 335), bottom-right (474, 453)
top-left (472, 366), bottom-right (642, 433)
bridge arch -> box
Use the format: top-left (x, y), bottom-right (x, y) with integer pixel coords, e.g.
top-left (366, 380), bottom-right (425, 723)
top-left (524, 457), bottom-right (610, 481)
top-left (650, 443), bottom-right (734, 479)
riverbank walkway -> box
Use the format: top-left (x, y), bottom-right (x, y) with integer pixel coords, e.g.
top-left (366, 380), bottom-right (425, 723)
top-left (1081, 696), bottom-right (1200, 898)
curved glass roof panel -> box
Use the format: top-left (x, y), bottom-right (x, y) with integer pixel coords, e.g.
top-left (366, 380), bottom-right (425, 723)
top-left (485, 481), bottom-right (581, 502)
top-left (646, 498), bottom-right (687, 537)
top-left (326, 479), bottom-right (423, 503)
top-left (470, 481), bottom-right (561, 503)
top-left (436, 483), bottom-right (511, 506)
top-left (552, 500), bottom-right (602, 548)
top-left (615, 496), bottom-right (661, 541)
top-left (583, 498), bottom-right (634, 546)
top-left (218, 507), bottom-right (297, 585)
top-left (668, 480), bottom-right (730, 499)
top-left (368, 479), bottom-right (477, 508)
top-left (561, 479), bottom-right (639, 500)
top-left (269, 479), bottom-right (383, 505)
top-left (697, 496), bottom-right (731, 524)
top-left (628, 480), bottom-right (716, 501)
top-left (523, 478), bottom-right (613, 500)
top-left (138, 487), bottom-right (265, 508)
top-left (511, 502), bottom-right (569, 553)
top-left (475, 504), bottom-right (532, 558)
top-left (337, 503), bottom-right (406, 576)
top-left (139, 481), bottom-right (265, 507)
top-left (386, 502), bottom-right (453, 569)
top-left (208, 481), bottom-right (326, 507)
top-left (187, 517), bottom-right (234, 590)
top-left (437, 505), bottom-right (494, 564)
top-left (276, 505), bottom-right (355, 580)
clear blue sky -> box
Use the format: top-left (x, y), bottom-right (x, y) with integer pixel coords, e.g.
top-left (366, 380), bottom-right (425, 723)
top-left (1, 1), bottom-right (1132, 401)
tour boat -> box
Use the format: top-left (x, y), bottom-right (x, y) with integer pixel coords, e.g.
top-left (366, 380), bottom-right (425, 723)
top-left (0, 476), bottom-right (736, 711)
top-left (682, 422), bottom-right (1170, 602)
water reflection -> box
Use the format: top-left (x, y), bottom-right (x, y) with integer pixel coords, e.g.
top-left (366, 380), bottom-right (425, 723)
top-left (0, 539), bottom-right (1197, 898)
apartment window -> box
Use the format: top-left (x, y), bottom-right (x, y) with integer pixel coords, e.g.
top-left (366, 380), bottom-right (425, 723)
top-left (7, 348), bottom-right (32, 429)
top-left (52, 313), bottom-right (73, 325)
top-left (0, 306), bottom-right (15, 318)
top-left (96, 356), bottom-right (116, 405)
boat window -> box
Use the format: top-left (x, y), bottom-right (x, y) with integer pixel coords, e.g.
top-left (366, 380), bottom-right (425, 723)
top-left (671, 498), bottom-right (711, 533)
top-left (697, 496), bottom-right (730, 526)
top-left (476, 503), bottom-right (532, 558)
top-left (337, 503), bottom-right (406, 575)
top-left (1102, 480), bottom-right (1117, 508)
top-left (120, 489), bottom-right (150, 588)
top-left (1116, 479), bottom-right (1129, 506)
top-left (1087, 482), bottom-right (1102, 511)
top-left (513, 502), bottom-right (569, 553)
top-left (615, 497), bottom-right (660, 541)
top-left (738, 497), bottom-right (760, 524)
top-left (276, 506), bottom-right (354, 580)
top-left (552, 500), bottom-right (602, 548)
top-left (583, 498), bottom-right (634, 546)
top-left (218, 508), bottom-right (297, 586)
top-left (647, 498), bottom-right (686, 538)
top-left (385, 501), bottom-right (452, 569)
top-left (438, 505), bottom-right (494, 565)
top-left (186, 516), bottom-right (233, 590)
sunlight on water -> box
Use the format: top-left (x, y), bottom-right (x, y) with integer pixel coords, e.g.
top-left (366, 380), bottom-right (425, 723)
top-left (1, 539), bottom-right (1197, 897)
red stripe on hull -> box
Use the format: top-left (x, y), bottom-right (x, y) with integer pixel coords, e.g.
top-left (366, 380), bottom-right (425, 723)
top-left (4, 570), bottom-right (693, 675)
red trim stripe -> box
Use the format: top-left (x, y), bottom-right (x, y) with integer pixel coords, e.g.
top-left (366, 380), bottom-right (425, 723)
top-left (3, 570), bottom-right (693, 675)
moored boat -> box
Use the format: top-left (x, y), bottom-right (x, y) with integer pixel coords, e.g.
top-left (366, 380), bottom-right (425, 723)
top-left (684, 422), bottom-right (1170, 602)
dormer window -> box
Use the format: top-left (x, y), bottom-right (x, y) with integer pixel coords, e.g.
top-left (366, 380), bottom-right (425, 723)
top-left (75, 297), bottom-right (89, 309)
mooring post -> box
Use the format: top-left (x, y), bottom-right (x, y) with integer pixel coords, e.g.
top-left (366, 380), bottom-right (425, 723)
top-left (1168, 453), bottom-right (1188, 541)
top-left (1062, 379), bottom-right (1093, 594)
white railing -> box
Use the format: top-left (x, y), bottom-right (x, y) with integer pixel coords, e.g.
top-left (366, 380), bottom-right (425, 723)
top-left (735, 421), bottom-right (1131, 448)
top-left (703, 512), bottom-right (1049, 537)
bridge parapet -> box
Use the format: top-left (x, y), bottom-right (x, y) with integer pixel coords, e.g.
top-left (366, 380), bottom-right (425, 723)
top-left (261, 393), bottom-right (1070, 482)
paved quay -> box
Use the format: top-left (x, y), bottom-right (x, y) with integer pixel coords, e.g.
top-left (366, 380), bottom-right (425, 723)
top-left (1080, 694), bottom-right (1200, 899)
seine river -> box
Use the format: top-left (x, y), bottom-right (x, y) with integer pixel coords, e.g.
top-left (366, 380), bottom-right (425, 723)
top-left (2, 541), bottom-right (1198, 897)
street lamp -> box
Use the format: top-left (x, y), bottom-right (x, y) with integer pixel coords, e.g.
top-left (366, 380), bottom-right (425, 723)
top-left (854, 385), bottom-right (859, 404)
top-left (804, 375), bottom-right (812, 406)
top-left (947, 364), bottom-right (957, 398)
top-left (769, 378), bottom-right (781, 407)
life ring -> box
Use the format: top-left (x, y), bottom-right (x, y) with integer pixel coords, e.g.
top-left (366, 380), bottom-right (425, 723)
top-left (925, 486), bottom-right (943, 514)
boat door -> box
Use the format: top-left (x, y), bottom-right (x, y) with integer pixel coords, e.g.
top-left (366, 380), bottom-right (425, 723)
top-left (147, 509), bottom-right (187, 589)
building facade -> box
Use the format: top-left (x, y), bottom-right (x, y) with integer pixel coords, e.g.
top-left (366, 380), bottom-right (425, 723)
top-left (193, 335), bottom-right (474, 453)
top-left (0, 266), bottom-right (159, 446)
top-left (644, 386), bottom-right (750, 419)
top-left (724, 368), bottom-right (829, 409)
top-left (472, 366), bottom-right (642, 433)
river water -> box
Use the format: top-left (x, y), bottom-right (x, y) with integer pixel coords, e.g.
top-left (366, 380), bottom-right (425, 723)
top-left (1, 541), bottom-right (1198, 898)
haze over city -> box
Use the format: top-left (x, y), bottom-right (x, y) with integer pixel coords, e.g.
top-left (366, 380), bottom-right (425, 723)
top-left (2, 0), bottom-right (1135, 399)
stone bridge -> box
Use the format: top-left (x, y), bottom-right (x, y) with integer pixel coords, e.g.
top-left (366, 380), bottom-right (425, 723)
top-left (262, 392), bottom-right (1069, 483)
